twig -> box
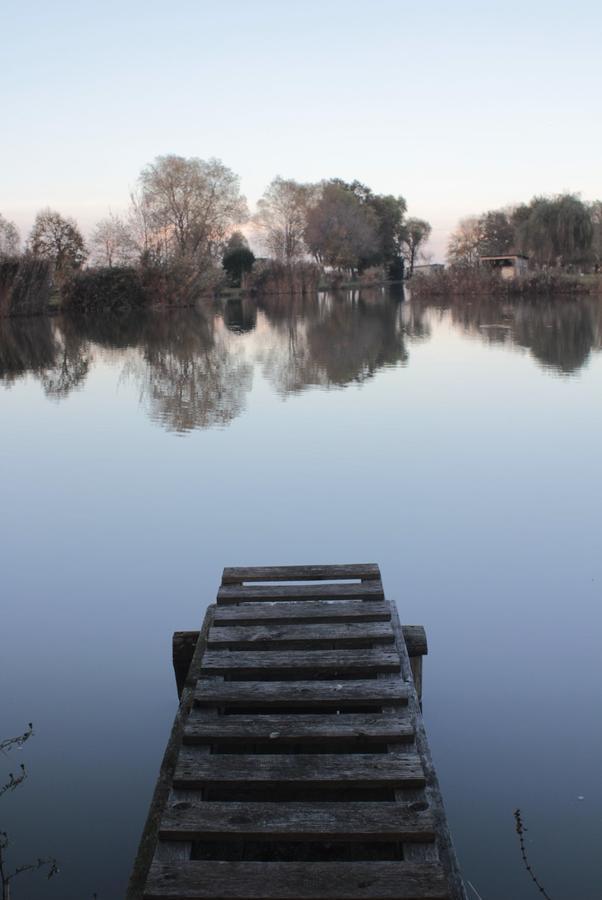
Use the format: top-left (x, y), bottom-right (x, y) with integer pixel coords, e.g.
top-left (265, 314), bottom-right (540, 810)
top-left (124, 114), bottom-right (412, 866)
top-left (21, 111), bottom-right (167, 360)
top-left (1, 724), bottom-right (59, 900)
top-left (466, 879), bottom-right (485, 899)
top-left (0, 725), bottom-right (33, 756)
top-left (0, 767), bottom-right (26, 800)
top-left (514, 808), bottom-right (553, 900)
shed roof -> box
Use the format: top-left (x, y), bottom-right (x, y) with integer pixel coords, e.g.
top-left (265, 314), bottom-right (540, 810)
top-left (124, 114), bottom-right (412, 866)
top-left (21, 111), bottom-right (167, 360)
top-left (479, 255), bottom-right (528, 261)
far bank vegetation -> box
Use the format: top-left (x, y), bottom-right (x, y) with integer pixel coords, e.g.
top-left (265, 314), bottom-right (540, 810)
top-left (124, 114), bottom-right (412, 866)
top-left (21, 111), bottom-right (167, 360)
top-left (3, 167), bottom-right (602, 316)
top-left (0, 161), bottom-right (431, 316)
top-left (411, 194), bottom-right (602, 299)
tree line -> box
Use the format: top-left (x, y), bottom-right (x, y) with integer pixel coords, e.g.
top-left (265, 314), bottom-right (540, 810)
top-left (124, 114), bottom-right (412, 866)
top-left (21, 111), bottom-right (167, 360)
top-left (0, 156), bottom-right (432, 305)
top-left (447, 194), bottom-right (602, 270)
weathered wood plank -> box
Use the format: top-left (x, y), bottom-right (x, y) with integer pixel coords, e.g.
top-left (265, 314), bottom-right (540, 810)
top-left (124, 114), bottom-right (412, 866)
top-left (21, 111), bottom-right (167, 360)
top-left (401, 626), bottom-right (428, 657)
top-left (207, 622), bottom-right (395, 649)
top-left (184, 712), bottom-right (413, 744)
top-left (174, 751), bottom-right (425, 790)
top-left (200, 649), bottom-right (400, 677)
top-left (194, 679), bottom-right (410, 709)
top-left (387, 605), bottom-right (467, 898)
top-left (217, 582), bottom-right (384, 604)
top-left (213, 601), bottom-right (392, 626)
top-left (160, 800), bottom-right (435, 841)
top-left (222, 564), bottom-right (381, 584)
top-left (145, 860), bottom-right (450, 899)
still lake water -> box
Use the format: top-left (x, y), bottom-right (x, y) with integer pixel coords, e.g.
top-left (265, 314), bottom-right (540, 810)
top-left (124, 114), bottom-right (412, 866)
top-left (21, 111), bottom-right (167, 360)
top-left (1, 289), bottom-right (601, 899)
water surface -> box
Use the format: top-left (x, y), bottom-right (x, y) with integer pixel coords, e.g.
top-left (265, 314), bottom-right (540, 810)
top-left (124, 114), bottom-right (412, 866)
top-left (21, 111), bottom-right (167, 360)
top-left (1, 289), bottom-right (601, 898)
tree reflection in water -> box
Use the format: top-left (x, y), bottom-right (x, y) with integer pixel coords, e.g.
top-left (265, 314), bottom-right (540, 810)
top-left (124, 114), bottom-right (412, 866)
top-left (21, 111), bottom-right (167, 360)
top-left (0, 315), bottom-right (59, 386)
top-left (1, 293), bottom-right (601, 431)
top-left (40, 317), bottom-right (90, 399)
top-left (134, 309), bottom-right (253, 433)
top-left (0, 315), bottom-right (90, 397)
top-left (256, 289), bottom-right (415, 394)
top-left (446, 295), bottom-right (602, 375)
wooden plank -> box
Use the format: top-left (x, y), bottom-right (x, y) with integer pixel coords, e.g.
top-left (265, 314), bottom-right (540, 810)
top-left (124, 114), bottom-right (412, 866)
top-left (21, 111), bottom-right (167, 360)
top-left (184, 712), bottom-right (413, 744)
top-left (217, 582), bottom-right (384, 604)
top-left (401, 626), bottom-right (428, 657)
top-left (387, 604), bottom-right (467, 898)
top-left (212, 601), bottom-right (392, 626)
top-left (200, 649), bottom-right (400, 677)
top-left (145, 860), bottom-right (450, 899)
top-left (207, 622), bottom-right (395, 649)
top-left (222, 564), bottom-right (381, 584)
top-left (194, 679), bottom-right (410, 709)
top-left (174, 751), bottom-right (425, 790)
top-left (160, 800), bottom-right (436, 841)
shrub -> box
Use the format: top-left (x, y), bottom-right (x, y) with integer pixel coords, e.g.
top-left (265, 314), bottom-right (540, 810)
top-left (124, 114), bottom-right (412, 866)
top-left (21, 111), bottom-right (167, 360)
top-left (409, 268), bottom-right (593, 300)
top-left (62, 266), bottom-right (148, 311)
top-left (248, 260), bottom-right (321, 296)
top-left (222, 246), bottom-right (255, 287)
top-left (140, 259), bottom-right (223, 306)
top-left (359, 266), bottom-right (387, 285)
top-left (0, 256), bottom-right (52, 317)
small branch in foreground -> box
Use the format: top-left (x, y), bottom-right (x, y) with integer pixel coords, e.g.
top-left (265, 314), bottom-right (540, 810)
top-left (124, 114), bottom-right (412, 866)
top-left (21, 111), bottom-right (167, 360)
top-left (514, 808), bottom-right (553, 900)
top-left (0, 833), bottom-right (58, 900)
top-left (0, 768), bottom-right (27, 801)
top-left (0, 725), bottom-right (33, 801)
top-left (466, 880), bottom-right (485, 899)
top-left (0, 725), bottom-right (33, 756)
top-left (1, 724), bottom-right (59, 900)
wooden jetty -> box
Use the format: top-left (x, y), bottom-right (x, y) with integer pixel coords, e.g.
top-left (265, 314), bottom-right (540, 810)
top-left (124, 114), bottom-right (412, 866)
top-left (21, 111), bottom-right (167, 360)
top-left (128, 564), bottom-right (466, 900)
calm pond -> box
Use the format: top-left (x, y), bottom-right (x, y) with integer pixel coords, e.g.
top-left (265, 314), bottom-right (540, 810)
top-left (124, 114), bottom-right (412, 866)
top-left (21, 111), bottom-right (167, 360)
top-left (1, 289), bottom-right (601, 899)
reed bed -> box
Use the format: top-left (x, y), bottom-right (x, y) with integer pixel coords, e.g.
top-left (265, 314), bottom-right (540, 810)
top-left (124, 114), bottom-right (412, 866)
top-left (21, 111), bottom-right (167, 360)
top-left (0, 257), bottom-right (52, 317)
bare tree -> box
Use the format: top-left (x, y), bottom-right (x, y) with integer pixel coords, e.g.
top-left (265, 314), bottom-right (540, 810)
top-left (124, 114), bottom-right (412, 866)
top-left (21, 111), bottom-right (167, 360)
top-left (90, 214), bottom-right (138, 267)
top-left (402, 218), bottom-right (432, 275)
top-left (135, 155), bottom-right (248, 264)
top-left (28, 209), bottom-right (87, 275)
top-left (446, 216), bottom-right (482, 268)
top-left (0, 216), bottom-right (20, 257)
top-left (255, 177), bottom-right (313, 262)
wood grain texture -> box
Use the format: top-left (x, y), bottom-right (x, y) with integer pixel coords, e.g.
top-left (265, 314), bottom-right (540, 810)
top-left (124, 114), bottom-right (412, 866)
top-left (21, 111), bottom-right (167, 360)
top-left (207, 622), bottom-right (395, 649)
top-left (133, 566), bottom-right (466, 900)
top-left (217, 582), bottom-right (384, 604)
top-left (401, 626), bottom-right (428, 657)
top-left (145, 860), bottom-right (450, 899)
top-left (184, 711), bottom-right (413, 744)
top-left (194, 679), bottom-right (410, 709)
top-left (160, 800), bottom-right (436, 842)
top-left (221, 564), bottom-right (381, 584)
top-left (212, 601), bottom-right (392, 626)
top-left (174, 751), bottom-right (425, 790)
top-left (200, 649), bottom-right (400, 677)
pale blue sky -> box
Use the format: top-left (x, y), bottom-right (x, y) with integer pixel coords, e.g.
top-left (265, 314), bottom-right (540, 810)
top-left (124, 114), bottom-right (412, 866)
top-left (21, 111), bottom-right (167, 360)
top-left (2, 0), bottom-right (601, 259)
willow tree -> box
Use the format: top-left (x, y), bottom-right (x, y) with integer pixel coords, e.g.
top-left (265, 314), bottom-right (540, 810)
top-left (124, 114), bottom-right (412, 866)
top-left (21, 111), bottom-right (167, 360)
top-left (515, 194), bottom-right (593, 266)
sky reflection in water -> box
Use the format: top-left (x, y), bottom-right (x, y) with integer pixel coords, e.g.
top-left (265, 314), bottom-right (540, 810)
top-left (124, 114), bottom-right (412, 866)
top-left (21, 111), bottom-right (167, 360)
top-left (1, 290), bottom-right (601, 899)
